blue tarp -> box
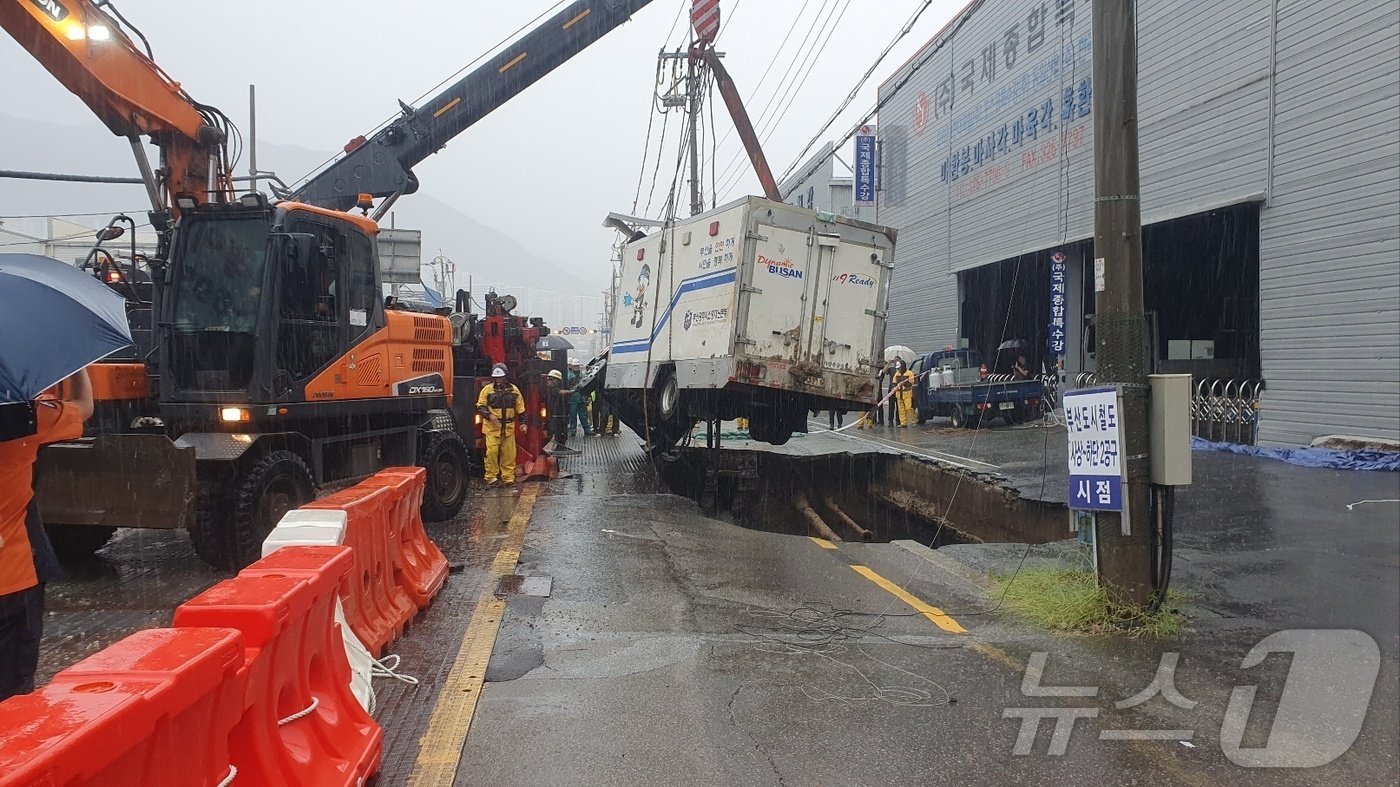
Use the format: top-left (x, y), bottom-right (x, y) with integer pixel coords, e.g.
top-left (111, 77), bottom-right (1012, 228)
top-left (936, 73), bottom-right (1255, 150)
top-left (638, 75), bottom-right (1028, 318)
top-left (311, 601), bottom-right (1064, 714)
top-left (1192, 436), bottom-right (1400, 472)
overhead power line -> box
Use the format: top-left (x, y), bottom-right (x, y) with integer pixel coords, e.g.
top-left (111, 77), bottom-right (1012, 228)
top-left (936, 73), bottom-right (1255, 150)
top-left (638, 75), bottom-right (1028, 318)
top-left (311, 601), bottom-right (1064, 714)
top-left (776, 0), bottom-right (938, 190)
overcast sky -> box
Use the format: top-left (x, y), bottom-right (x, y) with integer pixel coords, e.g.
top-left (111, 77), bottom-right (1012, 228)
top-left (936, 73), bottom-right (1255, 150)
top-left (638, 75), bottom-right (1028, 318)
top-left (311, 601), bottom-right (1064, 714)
top-left (0, 0), bottom-right (962, 289)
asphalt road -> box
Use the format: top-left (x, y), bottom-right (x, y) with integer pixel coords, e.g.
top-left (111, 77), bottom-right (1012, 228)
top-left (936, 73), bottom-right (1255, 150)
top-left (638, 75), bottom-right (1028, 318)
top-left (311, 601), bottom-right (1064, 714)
top-left (29, 427), bottom-right (1399, 785)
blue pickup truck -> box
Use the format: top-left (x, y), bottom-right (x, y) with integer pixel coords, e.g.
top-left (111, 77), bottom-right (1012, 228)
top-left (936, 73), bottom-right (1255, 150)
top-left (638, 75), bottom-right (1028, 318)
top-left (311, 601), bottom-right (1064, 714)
top-left (911, 348), bottom-right (1044, 428)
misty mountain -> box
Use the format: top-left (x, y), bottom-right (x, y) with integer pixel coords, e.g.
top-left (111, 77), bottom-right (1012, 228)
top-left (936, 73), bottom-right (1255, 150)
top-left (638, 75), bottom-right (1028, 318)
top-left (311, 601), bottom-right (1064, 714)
top-left (0, 112), bottom-right (600, 298)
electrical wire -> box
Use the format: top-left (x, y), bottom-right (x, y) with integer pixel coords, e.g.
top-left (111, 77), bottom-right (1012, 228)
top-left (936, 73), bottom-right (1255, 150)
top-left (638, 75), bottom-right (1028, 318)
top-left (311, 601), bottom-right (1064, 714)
top-left (710, 0), bottom-right (838, 193)
top-left (773, 6), bottom-right (985, 210)
top-left (776, 0), bottom-right (938, 191)
top-left (714, 0), bottom-right (851, 197)
top-left (707, 0), bottom-right (815, 160)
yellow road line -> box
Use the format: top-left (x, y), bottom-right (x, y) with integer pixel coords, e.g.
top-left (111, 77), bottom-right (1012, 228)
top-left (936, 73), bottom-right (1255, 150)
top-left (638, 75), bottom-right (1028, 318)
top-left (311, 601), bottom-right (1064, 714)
top-left (850, 564), bottom-right (967, 634)
top-left (809, 536), bottom-right (838, 550)
top-left (408, 485), bottom-right (540, 787)
top-left (970, 642), bottom-right (1021, 672)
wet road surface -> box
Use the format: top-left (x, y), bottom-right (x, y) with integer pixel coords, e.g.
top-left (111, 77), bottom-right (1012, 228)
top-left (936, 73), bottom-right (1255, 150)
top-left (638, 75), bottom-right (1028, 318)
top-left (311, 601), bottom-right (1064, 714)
top-left (33, 426), bottom-right (1399, 785)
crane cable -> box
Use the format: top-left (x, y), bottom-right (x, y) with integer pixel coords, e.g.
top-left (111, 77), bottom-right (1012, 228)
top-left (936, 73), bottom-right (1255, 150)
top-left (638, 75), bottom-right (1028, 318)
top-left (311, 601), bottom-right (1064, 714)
top-left (713, 0), bottom-right (852, 197)
top-left (710, 0), bottom-right (839, 192)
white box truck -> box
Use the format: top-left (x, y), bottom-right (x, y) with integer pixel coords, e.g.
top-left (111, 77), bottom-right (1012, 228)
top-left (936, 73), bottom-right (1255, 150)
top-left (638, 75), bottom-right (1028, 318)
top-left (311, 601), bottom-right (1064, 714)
top-left (598, 196), bottom-right (896, 450)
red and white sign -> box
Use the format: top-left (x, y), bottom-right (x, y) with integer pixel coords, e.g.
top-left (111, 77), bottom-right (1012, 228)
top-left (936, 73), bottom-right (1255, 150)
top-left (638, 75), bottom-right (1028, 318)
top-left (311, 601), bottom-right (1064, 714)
top-left (1052, 251), bottom-right (1066, 264)
top-left (692, 0), bottom-right (720, 43)
top-left (914, 92), bottom-right (930, 135)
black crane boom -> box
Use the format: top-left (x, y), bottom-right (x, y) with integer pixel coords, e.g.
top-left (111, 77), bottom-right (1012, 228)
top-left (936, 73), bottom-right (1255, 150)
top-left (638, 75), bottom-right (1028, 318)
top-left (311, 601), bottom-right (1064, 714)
top-left (294, 0), bottom-right (654, 211)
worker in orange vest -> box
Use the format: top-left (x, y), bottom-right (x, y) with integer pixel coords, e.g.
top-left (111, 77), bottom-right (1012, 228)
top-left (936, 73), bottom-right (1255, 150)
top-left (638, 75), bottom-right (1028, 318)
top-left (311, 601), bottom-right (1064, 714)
top-left (1, 368), bottom-right (93, 700)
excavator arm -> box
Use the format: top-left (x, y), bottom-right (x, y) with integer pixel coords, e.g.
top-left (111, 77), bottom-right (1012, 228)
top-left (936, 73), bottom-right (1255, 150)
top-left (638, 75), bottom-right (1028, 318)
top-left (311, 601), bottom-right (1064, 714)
top-left (293, 0), bottom-right (655, 211)
top-left (0, 0), bottom-right (231, 216)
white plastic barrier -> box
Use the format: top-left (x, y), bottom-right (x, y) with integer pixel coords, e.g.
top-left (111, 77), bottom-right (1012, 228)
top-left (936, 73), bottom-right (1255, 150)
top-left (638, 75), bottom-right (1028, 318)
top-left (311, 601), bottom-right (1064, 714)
top-left (262, 509), bottom-right (378, 713)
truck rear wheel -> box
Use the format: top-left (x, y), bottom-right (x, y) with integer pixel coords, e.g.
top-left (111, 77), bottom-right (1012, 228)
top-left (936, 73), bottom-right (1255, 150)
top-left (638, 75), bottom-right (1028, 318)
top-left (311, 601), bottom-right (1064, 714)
top-left (949, 404), bottom-right (968, 429)
top-left (45, 524), bottom-right (117, 561)
top-left (190, 450), bottom-right (314, 569)
top-left (655, 371), bottom-right (681, 422)
top-left (420, 431), bottom-right (469, 522)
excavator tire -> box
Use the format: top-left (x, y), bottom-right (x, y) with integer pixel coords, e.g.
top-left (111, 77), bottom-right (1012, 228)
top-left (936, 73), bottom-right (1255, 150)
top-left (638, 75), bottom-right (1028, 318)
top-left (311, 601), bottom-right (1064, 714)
top-left (420, 431), bottom-right (469, 522)
top-left (190, 450), bottom-right (314, 570)
top-left (44, 524), bottom-right (117, 561)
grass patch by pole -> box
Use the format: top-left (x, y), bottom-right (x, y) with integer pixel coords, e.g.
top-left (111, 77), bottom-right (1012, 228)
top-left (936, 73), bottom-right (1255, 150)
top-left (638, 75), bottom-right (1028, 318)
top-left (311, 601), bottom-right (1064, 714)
top-left (989, 567), bottom-right (1189, 638)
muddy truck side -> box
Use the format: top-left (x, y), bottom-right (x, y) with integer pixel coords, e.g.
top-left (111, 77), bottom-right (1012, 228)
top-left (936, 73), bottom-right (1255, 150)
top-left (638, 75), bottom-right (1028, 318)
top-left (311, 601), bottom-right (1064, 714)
top-left (599, 196), bottom-right (896, 449)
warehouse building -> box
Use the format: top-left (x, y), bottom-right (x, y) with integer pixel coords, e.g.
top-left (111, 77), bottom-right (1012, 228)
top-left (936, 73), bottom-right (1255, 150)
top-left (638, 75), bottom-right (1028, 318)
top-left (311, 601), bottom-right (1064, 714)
top-left (876, 0), bottom-right (1399, 445)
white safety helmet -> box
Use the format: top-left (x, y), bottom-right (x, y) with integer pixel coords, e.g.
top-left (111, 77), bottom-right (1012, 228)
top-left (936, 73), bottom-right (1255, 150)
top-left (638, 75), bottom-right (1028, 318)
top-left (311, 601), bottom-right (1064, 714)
top-left (491, 363), bottom-right (508, 378)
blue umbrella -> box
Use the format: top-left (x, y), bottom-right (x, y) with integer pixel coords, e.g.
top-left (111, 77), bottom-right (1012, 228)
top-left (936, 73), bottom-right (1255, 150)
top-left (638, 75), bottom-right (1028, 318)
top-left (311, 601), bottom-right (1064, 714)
top-left (0, 252), bottom-right (133, 403)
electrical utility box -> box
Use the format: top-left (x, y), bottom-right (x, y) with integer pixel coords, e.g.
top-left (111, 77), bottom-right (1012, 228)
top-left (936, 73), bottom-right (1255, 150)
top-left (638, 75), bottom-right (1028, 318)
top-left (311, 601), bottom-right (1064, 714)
top-left (1149, 374), bottom-right (1192, 485)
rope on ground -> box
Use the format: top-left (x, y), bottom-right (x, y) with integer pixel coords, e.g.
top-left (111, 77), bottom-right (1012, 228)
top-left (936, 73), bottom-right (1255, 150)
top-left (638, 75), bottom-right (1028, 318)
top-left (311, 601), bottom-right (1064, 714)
top-left (371, 653), bottom-right (422, 686)
top-left (277, 696), bottom-right (320, 726)
top-left (1346, 499), bottom-right (1400, 511)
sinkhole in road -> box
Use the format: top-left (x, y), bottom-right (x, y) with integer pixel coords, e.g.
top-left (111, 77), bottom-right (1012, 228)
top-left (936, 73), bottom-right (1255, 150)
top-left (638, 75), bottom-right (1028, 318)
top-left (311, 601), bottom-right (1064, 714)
top-left (655, 447), bottom-right (1067, 547)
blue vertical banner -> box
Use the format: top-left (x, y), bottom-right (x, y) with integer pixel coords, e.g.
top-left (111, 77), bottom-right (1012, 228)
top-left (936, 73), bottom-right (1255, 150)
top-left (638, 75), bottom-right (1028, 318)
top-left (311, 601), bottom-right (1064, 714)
top-left (1048, 250), bottom-right (1068, 357)
top-left (854, 126), bottom-right (877, 207)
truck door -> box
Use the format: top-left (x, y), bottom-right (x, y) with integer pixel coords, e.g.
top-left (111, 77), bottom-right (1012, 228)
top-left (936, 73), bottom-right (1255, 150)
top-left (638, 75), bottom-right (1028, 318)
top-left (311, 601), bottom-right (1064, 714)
top-left (812, 236), bottom-right (886, 371)
top-left (747, 225), bottom-right (816, 362)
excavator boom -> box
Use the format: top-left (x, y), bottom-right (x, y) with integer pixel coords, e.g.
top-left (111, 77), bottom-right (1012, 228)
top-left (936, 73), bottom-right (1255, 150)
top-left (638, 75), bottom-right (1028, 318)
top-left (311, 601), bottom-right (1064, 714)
top-left (0, 0), bottom-right (230, 213)
top-left (293, 0), bottom-right (654, 211)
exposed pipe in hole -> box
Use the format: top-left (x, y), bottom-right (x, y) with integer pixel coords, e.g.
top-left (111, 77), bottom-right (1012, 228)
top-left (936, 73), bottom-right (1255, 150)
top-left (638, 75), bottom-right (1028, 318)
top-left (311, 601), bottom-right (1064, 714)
top-left (823, 497), bottom-right (873, 542)
top-left (793, 493), bottom-right (842, 543)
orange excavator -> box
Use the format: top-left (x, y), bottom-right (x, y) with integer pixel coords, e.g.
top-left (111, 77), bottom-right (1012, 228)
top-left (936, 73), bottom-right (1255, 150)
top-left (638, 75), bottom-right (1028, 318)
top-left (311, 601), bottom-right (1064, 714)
top-left (2, 0), bottom-right (659, 567)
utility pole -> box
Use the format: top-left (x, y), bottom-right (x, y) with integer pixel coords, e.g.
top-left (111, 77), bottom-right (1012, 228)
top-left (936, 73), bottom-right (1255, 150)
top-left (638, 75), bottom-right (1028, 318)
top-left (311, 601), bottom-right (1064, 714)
top-left (687, 57), bottom-right (704, 216)
top-left (248, 85), bottom-right (257, 195)
top-left (1092, 0), bottom-right (1153, 606)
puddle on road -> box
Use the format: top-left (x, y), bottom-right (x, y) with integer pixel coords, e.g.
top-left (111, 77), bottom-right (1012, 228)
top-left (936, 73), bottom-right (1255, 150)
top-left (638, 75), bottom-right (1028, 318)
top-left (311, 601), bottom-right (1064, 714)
top-left (656, 448), bottom-right (1067, 547)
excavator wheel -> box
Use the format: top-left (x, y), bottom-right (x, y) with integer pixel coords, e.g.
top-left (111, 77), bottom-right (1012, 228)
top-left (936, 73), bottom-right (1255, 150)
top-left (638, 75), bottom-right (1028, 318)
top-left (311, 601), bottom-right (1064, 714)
top-left (420, 431), bottom-right (469, 522)
top-left (190, 450), bottom-right (315, 570)
top-left (45, 524), bottom-right (117, 562)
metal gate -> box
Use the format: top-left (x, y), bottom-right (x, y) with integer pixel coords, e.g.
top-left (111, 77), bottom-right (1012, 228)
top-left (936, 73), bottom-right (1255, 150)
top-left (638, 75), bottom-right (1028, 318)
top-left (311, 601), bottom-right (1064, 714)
top-left (1065, 374), bottom-right (1263, 445)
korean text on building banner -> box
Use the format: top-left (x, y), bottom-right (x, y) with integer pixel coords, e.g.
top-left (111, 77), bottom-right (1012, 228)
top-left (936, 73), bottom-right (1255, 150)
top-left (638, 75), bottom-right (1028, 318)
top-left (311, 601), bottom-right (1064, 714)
top-left (1064, 386), bottom-right (1124, 512)
top-left (854, 127), bottom-right (877, 207)
top-left (1049, 251), bottom-right (1067, 357)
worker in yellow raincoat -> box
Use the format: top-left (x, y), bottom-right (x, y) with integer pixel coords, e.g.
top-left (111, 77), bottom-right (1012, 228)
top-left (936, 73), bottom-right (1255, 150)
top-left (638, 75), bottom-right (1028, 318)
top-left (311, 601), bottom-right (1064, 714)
top-left (891, 358), bottom-right (917, 427)
top-left (476, 363), bottom-right (526, 487)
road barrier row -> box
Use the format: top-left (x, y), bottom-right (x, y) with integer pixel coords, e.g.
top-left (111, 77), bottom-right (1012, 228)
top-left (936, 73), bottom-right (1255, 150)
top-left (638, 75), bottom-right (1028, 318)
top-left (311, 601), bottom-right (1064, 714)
top-left (0, 466), bottom-right (453, 785)
top-left (0, 546), bottom-right (380, 787)
top-left (301, 466), bottom-right (449, 656)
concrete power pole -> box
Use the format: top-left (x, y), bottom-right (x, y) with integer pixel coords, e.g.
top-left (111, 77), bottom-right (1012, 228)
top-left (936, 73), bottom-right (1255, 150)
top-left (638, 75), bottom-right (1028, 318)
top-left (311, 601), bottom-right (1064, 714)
top-left (1092, 0), bottom-right (1153, 606)
top-left (687, 58), bottom-right (705, 217)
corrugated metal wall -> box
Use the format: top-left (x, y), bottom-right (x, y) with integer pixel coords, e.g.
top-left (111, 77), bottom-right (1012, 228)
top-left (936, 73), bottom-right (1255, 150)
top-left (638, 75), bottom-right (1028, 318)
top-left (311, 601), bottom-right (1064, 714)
top-left (1257, 0), bottom-right (1400, 444)
top-left (880, 0), bottom-right (1399, 442)
top-left (879, 0), bottom-right (1275, 350)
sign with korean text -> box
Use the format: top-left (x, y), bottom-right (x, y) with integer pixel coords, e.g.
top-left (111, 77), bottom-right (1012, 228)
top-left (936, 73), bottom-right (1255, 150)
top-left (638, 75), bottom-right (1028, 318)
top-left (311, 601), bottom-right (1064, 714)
top-left (1064, 386), bottom-right (1123, 511)
top-left (1048, 250), bottom-right (1067, 357)
top-left (854, 126), bottom-right (877, 207)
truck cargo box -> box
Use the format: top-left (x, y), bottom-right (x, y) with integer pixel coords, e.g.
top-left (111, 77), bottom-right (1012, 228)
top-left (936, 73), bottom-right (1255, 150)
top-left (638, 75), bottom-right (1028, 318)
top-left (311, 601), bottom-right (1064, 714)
top-left (603, 196), bottom-right (896, 447)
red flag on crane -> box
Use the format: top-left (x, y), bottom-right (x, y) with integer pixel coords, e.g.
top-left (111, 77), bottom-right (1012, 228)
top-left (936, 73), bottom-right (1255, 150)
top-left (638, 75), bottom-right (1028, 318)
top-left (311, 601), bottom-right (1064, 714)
top-left (692, 0), bottom-right (720, 44)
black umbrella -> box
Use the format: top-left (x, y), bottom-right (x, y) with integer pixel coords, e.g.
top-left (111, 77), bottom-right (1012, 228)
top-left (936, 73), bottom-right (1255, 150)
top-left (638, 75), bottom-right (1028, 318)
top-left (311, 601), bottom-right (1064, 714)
top-left (0, 253), bottom-right (133, 403)
top-left (536, 334), bottom-right (575, 351)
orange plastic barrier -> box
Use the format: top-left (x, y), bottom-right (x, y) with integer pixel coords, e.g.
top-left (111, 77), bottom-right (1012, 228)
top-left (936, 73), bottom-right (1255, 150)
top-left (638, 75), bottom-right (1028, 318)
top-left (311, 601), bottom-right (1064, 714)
top-left (303, 484), bottom-right (416, 656)
top-left (0, 627), bottom-right (245, 787)
top-left (173, 546), bottom-right (382, 786)
top-left (361, 466), bottom-right (450, 609)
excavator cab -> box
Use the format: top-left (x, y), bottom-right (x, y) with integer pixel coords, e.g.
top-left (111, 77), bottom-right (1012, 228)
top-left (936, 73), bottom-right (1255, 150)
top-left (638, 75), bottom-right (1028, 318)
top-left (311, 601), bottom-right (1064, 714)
top-left (116, 199), bottom-right (470, 568)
